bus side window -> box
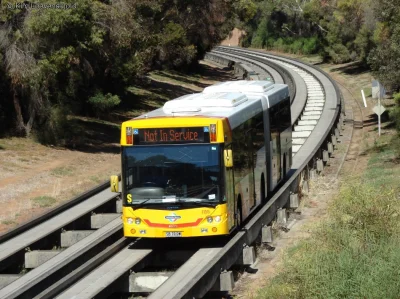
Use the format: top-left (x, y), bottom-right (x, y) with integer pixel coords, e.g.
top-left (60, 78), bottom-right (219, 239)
top-left (232, 124), bottom-right (247, 184)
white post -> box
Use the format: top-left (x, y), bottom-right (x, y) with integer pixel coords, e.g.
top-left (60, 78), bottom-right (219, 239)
top-left (378, 95), bottom-right (381, 136)
top-left (361, 90), bottom-right (367, 107)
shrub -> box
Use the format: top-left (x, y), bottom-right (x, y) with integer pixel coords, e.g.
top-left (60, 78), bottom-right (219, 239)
top-left (88, 92), bottom-right (121, 117)
top-left (389, 92), bottom-right (400, 132)
top-left (290, 39), bottom-right (303, 54)
top-left (302, 37), bottom-right (319, 54)
top-left (327, 43), bottom-right (351, 63)
top-left (34, 105), bottom-right (84, 147)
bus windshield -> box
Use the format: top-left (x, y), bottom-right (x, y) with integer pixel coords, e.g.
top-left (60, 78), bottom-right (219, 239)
top-left (123, 144), bottom-right (222, 206)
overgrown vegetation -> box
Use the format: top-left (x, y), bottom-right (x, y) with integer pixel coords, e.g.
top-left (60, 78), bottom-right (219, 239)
top-left (0, 0), bottom-right (250, 141)
top-left (240, 0), bottom-right (400, 91)
top-left (390, 93), bottom-right (400, 134)
top-left (257, 138), bottom-right (400, 299)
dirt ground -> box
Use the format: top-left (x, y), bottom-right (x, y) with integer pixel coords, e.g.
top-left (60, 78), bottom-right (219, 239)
top-left (0, 61), bottom-right (232, 234)
top-left (220, 28), bottom-right (245, 46)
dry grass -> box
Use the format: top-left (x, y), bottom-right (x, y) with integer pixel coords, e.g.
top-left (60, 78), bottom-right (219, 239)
top-left (32, 196), bottom-right (57, 208)
top-left (257, 138), bottom-right (400, 299)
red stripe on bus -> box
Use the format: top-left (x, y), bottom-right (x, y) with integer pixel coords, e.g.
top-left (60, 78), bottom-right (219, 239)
top-left (143, 218), bottom-right (203, 228)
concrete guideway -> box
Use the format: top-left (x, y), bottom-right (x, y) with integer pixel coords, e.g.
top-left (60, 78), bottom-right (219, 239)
top-left (0, 188), bottom-right (118, 266)
top-left (148, 47), bottom-right (341, 298)
top-left (49, 48), bottom-right (342, 299)
top-left (56, 248), bottom-right (152, 299)
top-left (225, 48), bottom-right (326, 157)
top-left (210, 49), bottom-right (308, 127)
top-left (0, 218), bottom-right (122, 298)
top-left (0, 48), bottom-right (342, 299)
top-left (207, 51), bottom-right (283, 84)
top-left (148, 248), bottom-right (222, 299)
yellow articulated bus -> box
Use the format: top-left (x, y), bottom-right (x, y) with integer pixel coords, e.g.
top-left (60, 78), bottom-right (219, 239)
top-left (111, 80), bottom-right (292, 238)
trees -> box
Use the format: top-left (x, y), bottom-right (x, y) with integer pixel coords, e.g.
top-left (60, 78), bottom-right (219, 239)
top-left (367, 0), bottom-right (400, 90)
top-left (0, 0), bottom-right (239, 140)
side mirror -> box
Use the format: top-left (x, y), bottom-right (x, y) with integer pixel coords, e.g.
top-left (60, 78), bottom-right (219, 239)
top-left (224, 149), bottom-right (233, 168)
top-left (110, 175), bottom-right (119, 192)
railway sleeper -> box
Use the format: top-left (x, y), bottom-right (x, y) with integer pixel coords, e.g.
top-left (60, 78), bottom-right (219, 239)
top-left (0, 274), bottom-right (22, 289)
top-left (90, 213), bottom-right (120, 229)
top-left (61, 230), bottom-right (94, 248)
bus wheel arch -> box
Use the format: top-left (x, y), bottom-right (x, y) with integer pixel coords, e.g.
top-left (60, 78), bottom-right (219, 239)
top-left (283, 153), bottom-right (287, 178)
top-left (261, 174), bottom-right (266, 205)
top-left (236, 195), bottom-right (243, 227)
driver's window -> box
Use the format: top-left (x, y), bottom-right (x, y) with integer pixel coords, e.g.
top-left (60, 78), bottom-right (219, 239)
top-left (126, 168), bottom-right (133, 189)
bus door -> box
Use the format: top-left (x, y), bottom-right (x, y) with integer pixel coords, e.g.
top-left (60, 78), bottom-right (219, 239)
top-left (270, 106), bottom-right (281, 189)
top-left (224, 145), bottom-right (235, 231)
top-left (246, 127), bottom-right (256, 209)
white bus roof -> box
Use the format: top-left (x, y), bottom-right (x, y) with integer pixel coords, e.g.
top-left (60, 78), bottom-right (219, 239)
top-left (203, 80), bottom-right (274, 94)
top-left (134, 81), bottom-right (289, 130)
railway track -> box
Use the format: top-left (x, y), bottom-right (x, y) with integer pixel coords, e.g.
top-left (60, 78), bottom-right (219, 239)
top-left (0, 47), bottom-right (343, 299)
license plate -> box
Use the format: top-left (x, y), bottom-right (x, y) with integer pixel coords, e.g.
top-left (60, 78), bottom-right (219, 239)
top-left (165, 232), bottom-right (182, 237)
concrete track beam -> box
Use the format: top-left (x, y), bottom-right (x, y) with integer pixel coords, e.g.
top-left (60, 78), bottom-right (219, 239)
top-left (328, 142), bottom-right (334, 154)
top-left (235, 246), bottom-right (256, 266)
top-left (90, 213), bottom-right (120, 229)
top-left (25, 250), bottom-right (61, 269)
top-left (290, 193), bottom-right (299, 208)
top-left (323, 150), bottom-right (329, 162)
top-left (0, 275), bottom-right (22, 289)
top-left (211, 271), bottom-right (235, 291)
top-left (262, 225), bottom-right (273, 243)
top-left (61, 230), bottom-right (94, 248)
top-left (317, 159), bottom-right (324, 172)
top-left (129, 272), bottom-right (173, 293)
top-left (277, 208), bottom-right (287, 226)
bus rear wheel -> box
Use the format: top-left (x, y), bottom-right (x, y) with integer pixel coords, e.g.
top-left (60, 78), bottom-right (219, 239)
top-left (261, 175), bottom-right (266, 205)
top-left (283, 154), bottom-right (287, 178)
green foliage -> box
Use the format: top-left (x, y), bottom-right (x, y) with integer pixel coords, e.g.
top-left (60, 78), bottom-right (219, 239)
top-left (32, 196), bottom-right (57, 208)
top-left (241, 0), bottom-right (381, 63)
top-left (389, 92), bottom-right (400, 132)
top-left (88, 92), bottom-right (121, 116)
top-left (34, 106), bottom-right (84, 146)
top-left (257, 182), bottom-right (400, 299)
top-left (251, 19), bottom-right (268, 48)
top-left (326, 43), bottom-right (351, 63)
top-left (234, 0), bottom-right (258, 23)
top-left (1, 0), bottom-right (238, 139)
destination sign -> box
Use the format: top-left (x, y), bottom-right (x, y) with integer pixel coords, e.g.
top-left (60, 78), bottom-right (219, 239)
top-left (133, 127), bottom-right (210, 144)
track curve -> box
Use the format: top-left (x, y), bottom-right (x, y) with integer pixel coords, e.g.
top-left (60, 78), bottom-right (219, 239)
top-left (0, 47), bottom-right (344, 299)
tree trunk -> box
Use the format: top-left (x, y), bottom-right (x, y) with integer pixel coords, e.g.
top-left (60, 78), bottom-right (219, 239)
top-left (12, 86), bottom-right (26, 136)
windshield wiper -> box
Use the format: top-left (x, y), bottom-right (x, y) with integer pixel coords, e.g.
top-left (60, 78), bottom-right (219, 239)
top-left (183, 201), bottom-right (218, 208)
top-left (131, 198), bottom-right (157, 209)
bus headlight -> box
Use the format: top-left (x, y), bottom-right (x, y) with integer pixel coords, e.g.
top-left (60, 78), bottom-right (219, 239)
top-left (127, 217), bottom-right (134, 224)
top-left (207, 216), bottom-right (213, 223)
top-left (135, 218), bottom-right (141, 225)
top-left (214, 216), bottom-right (221, 223)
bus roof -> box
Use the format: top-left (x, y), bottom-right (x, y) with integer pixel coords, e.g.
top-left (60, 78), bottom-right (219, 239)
top-left (132, 81), bottom-right (289, 130)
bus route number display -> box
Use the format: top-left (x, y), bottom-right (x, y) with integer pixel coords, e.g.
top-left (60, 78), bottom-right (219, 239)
top-left (134, 127), bottom-right (210, 144)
